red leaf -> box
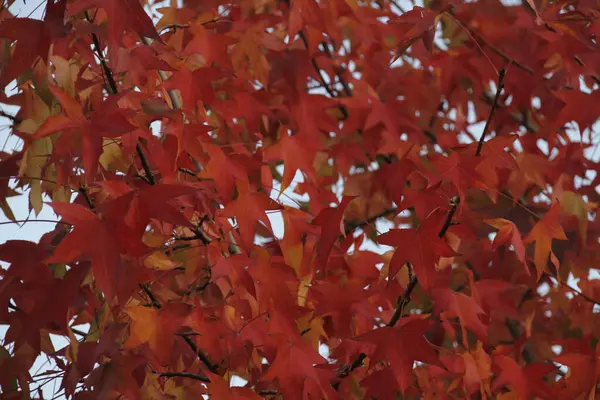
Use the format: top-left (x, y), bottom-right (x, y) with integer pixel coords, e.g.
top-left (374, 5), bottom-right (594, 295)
top-left (378, 208), bottom-right (459, 290)
top-left (357, 317), bottom-right (441, 393)
top-left (0, 0), bottom-right (67, 88)
top-left (524, 203), bottom-right (567, 279)
top-left (67, 0), bottom-right (160, 65)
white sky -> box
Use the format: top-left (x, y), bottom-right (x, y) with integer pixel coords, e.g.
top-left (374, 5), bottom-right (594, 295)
top-left (0, 0), bottom-right (598, 397)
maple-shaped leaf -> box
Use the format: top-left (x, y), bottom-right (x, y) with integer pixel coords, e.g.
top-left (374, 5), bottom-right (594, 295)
top-left (34, 85), bottom-right (135, 180)
top-left (261, 313), bottom-right (335, 400)
top-left (552, 90), bottom-right (600, 132)
top-left (208, 375), bottom-right (262, 399)
top-left (0, 240), bottom-right (88, 352)
top-left (552, 350), bottom-right (599, 398)
top-left (247, 247), bottom-right (301, 314)
top-left (432, 289), bottom-right (488, 344)
top-left (524, 203), bottom-right (567, 279)
top-left (163, 66), bottom-right (231, 113)
top-left (0, 0), bottom-right (68, 88)
top-left (311, 280), bottom-right (378, 338)
top-left (389, 6), bottom-right (445, 53)
top-left (124, 303), bottom-right (190, 365)
top-left (198, 143), bottom-right (251, 200)
top-left (67, 0), bottom-right (160, 66)
top-left (262, 338), bottom-right (332, 400)
top-left (182, 24), bottom-right (236, 70)
top-left (0, 152), bottom-right (19, 220)
top-left (471, 134), bottom-right (519, 171)
top-left (423, 151), bottom-right (483, 200)
top-left (279, 208), bottom-right (315, 275)
top-left (263, 133), bottom-right (319, 193)
top-left (378, 208), bottom-right (459, 290)
top-left (211, 253), bottom-right (257, 298)
top-left (492, 355), bottom-right (557, 399)
top-left (357, 316), bottom-right (441, 393)
top-left (485, 218), bottom-right (527, 267)
top-left (47, 187), bottom-right (189, 304)
top-left (220, 191), bottom-right (282, 246)
top-left (47, 202), bottom-right (124, 302)
top-left (311, 196), bottom-right (356, 271)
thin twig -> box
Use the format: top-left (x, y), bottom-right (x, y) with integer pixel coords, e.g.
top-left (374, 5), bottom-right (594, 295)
top-left (387, 196), bottom-right (460, 327)
top-left (178, 334), bottom-right (220, 374)
top-left (139, 283), bottom-right (162, 308)
top-left (85, 12), bottom-right (158, 185)
top-left (157, 371), bottom-right (210, 383)
top-left (336, 196), bottom-right (461, 382)
top-left (476, 68), bottom-right (506, 156)
top-left (0, 110), bottom-right (22, 124)
top-left (344, 207), bottom-right (398, 235)
top-left (9, 304), bottom-right (88, 337)
top-left (336, 353), bottom-right (367, 379)
top-left (258, 390), bottom-right (279, 396)
top-left (448, 10), bottom-right (534, 75)
top-left (78, 186), bottom-right (94, 210)
top-left (84, 12), bottom-right (119, 95)
top-left (386, 272), bottom-right (419, 327)
top-left (136, 142), bottom-right (156, 185)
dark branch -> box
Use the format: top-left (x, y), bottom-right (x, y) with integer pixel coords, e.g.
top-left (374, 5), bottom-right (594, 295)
top-left (0, 110), bottom-right (22, 124)
top-left (476, 68), bottom-right (505, 156)
top-left (178, 333), bottom-right (220, 374)
top-left (387, 195), bottom-right (460, 328)
top-left (344, 207), bottom-right (398, 235)
top-left (136, 142), bottom-right (156, 185)
top-left (334, 196), bottom-right (461, 385)
top-left (85, 11), bottom-right (157, 185)
top-left (157, 371), bottom-right (210, 383)
top-left (84, 12), bottom-right (119, 95)
top-left (139, 283), bottom-right (162, 309)
top-left (386, 271), bottom-right (419, 327)
top-left (78, 186), bottom-right (94, 210)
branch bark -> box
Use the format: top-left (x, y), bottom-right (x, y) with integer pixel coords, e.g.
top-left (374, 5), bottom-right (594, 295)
top-left (157, 371), bottom-right (210, 383)
top-left (476, 68), bottom-right (506, 156)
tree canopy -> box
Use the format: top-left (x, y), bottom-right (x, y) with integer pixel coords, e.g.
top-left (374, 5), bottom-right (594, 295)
top-left (0, 0), bottom-right (599, 398)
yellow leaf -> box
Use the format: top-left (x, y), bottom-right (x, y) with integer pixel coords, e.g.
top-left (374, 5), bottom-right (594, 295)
top-left (524, 203), bottom-right (567, 279)
top-left (144, 251), bottom-right (178, 270)
top-left (298, 274), bottom-right (311, 307)
top-left (560, 191), bottom-right (589, 242)
top-left (99, 139), bottom-right (129, 172)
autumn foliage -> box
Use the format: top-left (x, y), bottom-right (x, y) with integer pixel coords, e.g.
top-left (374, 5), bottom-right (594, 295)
top-left (1, 0), bottom-right (600, 397)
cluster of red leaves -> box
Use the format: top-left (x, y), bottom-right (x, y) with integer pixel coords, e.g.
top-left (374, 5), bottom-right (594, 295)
top-left (0, 0), bottom-right (599, 398)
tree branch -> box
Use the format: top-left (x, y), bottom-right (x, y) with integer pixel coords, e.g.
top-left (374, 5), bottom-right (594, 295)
top-left (85, 12), bottom-right (158, 186)
top-left (156, 371), bottom-right (210, 383)
top-left (335, 196), bottom-right (461, 383)
top-left (177, 333), bottom-right (220, 374)
top-left (449, 10), bottom-right (534, 75)
top-left (139, 283), bottom-right (161, 309)
top-left (85, 12), bottom-right (119, 95)
top-left (0, 109), bottom-right (22, 124)
top-left (387, 196), bottom-right (460, 327)
top-left (136, 142), bottom-right (156, 185)
top-left (344, 207), bottom-right (398, 235)
top-left (476, 68), bottom-right (505, 156)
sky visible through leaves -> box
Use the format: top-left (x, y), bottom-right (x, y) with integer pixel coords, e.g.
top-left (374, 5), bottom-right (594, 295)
top-left (0, 0), bottom-right (599, 398)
